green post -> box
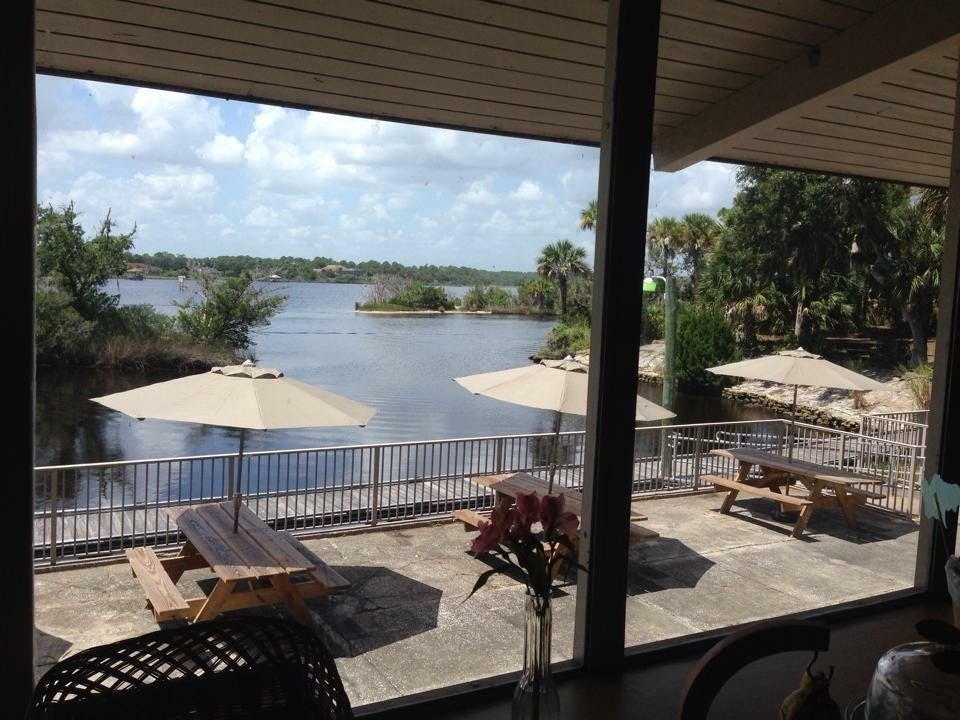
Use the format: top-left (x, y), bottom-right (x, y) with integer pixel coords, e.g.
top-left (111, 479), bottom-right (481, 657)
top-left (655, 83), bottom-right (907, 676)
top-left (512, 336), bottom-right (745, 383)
top-left (661, 274), bottom-right (677, 480)
top-left (644, 275), bottom-right (677, 482)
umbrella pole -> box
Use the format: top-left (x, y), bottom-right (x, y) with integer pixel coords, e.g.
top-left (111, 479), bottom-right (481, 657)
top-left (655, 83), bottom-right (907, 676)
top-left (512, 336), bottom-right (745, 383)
top-left (233, 429), bottom-right (246, 533)
top-left (547, 411), bottom-right (562, 494)
top-left (787, 385), bottom-right (798, 462)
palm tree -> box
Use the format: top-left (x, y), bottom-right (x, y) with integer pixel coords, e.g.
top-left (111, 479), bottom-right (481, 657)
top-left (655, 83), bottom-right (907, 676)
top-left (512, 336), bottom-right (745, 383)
top-left (537, 239), bottom-right (590, 316)
top-left (645, 216), bottom-right (683, 277)
top-left (678, 213), bottom-right (720, 288)
top-left (914, 187), bottom-right (948, 231)
top-left (578, 200), bottom-right (598, 232)
top-left (523, 277), bottom-right (555, 312)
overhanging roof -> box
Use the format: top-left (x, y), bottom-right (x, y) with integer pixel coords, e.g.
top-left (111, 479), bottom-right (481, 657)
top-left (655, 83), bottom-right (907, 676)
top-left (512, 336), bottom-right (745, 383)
top-left (35, 0), bottom-right (960, 187)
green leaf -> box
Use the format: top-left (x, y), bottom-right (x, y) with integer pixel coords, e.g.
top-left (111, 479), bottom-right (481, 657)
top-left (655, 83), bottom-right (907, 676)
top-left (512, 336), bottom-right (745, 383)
top-left (464, 568), bottom-right (501, 601)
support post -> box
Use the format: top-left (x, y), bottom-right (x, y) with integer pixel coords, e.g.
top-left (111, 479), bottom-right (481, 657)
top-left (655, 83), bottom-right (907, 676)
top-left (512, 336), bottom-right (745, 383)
top-left (660, 274), bottom-right (677, 478)
top-left (919, 42), bottom-right (960, 594)
top-left (370, 446), bottom-right (381, 526)
top-left (11, 2), bottom-right (36, 713)
top-left (574, 0), bottom-right (661, 673)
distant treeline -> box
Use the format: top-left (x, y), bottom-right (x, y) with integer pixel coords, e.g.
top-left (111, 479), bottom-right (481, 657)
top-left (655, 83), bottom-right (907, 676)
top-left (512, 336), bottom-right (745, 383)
top-left (126, 251), bottom-right (536, 286)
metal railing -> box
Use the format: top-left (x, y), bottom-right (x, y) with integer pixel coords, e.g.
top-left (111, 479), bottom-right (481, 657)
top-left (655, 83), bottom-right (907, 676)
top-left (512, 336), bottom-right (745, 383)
top-left (860, 410), bottom-right (928, 451)
top-left (34, 416), bottom-right (925, 566)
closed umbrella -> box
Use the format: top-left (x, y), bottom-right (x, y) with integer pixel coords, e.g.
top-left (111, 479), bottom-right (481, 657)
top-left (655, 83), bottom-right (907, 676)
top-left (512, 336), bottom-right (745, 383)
top-left (707, 348), bottom-right (885, 459)
top-left (455, 356), bottom-right (675, 492)
top-left (91, 360), bottom-right (377, 532)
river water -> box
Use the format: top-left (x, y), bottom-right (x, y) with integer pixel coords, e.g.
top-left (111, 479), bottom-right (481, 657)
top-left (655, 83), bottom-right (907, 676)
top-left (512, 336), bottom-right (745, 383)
top-left (35, 279), bottom-right (771, 467)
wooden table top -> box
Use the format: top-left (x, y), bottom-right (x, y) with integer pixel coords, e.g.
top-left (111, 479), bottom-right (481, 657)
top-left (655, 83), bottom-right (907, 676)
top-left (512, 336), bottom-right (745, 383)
top-left (165, 502), bottom-right (314, 582)
top-left (473, 472), bottom-right (585, 514)
top-left (711, 447), bottom-right (882, 486)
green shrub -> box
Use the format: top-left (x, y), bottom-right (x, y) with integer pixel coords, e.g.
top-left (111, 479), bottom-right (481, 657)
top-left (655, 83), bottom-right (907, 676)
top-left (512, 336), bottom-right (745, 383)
top-left (487, 287), bottom-right (514, 308)
top-left (675, 302), bottom-right (740, 394)
top-left (176, 270), bottom-right (285, 351)
top-left (391, 281), bottom-right (455, 310)
top-left (641, 300), bottom-right (664, 344)
top-left (35, 287), bottom-right (96, 364)
top-left (540, 319), bottom-right (591, 358)
top-left (563, 275), bottom-right (592, 322)
top-left (901, 362), bottom-right (932, 409)
top-left (517, 279), bottom-right (555, 313)
top-left (97, 304), bottom-right (174, 339)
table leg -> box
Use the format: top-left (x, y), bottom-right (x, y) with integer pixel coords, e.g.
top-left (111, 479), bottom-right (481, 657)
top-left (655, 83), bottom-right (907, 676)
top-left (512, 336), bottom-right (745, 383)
top-left (194, 580), bottom-right (235, 622)
top-left (833, 486), bottom-right (860, 528)
top-left (735, 461), bottom-right (752, 483)
top-left (790, 481), bottom-right (826, 538)
top-left (270, 574), bottom-right (317, 629)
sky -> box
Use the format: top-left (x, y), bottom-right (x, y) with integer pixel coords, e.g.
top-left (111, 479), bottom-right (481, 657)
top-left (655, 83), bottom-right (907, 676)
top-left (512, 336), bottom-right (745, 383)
top-left (36, 74), bottom-right (740, 272)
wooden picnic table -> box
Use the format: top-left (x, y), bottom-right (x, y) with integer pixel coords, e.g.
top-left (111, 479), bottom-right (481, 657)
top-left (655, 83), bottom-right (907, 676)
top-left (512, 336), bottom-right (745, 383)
top-left (125, 501), bottom-right (350, 626)
top-left (705, 447), bottom-right (886, 538)
top-left (452, 472), bottom-right (659, 544)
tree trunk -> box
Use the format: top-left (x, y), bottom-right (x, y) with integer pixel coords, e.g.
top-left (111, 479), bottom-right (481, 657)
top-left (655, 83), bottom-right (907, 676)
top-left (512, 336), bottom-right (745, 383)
top-left (558, 278), bottom-right (568, 316)
top-left (903, 300), bottom-right (927, 368)
top-left (742, 306), bottom-right (757, 351)
top-left (794, 300), bottom-right (804, 342)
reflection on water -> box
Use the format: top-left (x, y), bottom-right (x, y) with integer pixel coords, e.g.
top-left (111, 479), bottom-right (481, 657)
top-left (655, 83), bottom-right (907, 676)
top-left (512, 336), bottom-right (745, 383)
top-left (36, 279), bottom-right (774, 505)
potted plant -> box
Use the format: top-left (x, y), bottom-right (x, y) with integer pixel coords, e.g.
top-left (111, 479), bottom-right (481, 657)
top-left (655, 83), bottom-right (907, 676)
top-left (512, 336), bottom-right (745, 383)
top-left (465, 491), bottom-right (583, 720)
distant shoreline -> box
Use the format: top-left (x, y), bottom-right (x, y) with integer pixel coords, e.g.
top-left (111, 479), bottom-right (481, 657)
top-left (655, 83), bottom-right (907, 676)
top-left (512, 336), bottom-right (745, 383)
top-left (355, 308), bottom-right (492, 315)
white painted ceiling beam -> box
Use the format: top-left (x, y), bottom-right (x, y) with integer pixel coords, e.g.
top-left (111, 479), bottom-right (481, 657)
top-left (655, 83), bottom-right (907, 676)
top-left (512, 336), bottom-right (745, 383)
top-left (653, 0), bottom-right (960, 172)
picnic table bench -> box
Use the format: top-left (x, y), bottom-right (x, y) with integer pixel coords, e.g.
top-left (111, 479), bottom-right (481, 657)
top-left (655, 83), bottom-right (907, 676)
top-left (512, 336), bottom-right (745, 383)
top-left (126, 501), bottom-right (350, 626)
top-left (706, 447), bottom-right (886, 538)
top-left (453, 472), bottom-right (659, 544)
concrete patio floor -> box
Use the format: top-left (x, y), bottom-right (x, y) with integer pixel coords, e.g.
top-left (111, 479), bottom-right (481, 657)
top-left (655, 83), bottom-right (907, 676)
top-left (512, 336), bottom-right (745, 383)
top-left (33, 492), bottom-right (919, 709)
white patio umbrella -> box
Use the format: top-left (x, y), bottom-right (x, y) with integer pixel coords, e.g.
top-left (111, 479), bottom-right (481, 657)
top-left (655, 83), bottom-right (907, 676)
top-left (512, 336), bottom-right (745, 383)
top-left (91, 360), bottom-right (377, 532)
top-left (455, 356), bottom-right (675, 492)
top-left (707, 348), bottom-right (885, 459)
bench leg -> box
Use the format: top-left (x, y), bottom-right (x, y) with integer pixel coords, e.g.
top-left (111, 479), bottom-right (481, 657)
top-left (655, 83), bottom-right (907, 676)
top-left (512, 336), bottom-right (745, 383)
top-left (719, 489), bottom-right (740, 514)
top-left (791, 505), bottom-right (815, 538)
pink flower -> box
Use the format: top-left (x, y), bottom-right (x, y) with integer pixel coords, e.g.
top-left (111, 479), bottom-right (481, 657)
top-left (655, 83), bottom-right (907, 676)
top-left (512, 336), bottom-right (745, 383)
top-left (514, 491), bottom-right (541, 527)
top-left (540, 493), bottom-right (580, 535)
top-left (506, 491), bottom-right (540, 542)
top-left (470, 504), bottom-right (510, 554)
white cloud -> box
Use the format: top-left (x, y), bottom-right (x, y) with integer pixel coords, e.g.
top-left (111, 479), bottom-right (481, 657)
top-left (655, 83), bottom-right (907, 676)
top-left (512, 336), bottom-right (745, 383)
top-left (47, 128), bottom-right (141, 156)
top-left (481, 210), bottom-right (511, 232)
top-left (457, 179), bottom-right (497, 205)
top-left (510, 180), bottom-right (544, 202)
top-left (245, 205), bottom-right (289, 227)
top-left (36, 76), bottom-right (741, 269)
top-left (338, 214), bottom-right (367, 231)
top-left (648, 162), bottom-right (738, 220)
top-left (196, 133), bottom-right (245, 164)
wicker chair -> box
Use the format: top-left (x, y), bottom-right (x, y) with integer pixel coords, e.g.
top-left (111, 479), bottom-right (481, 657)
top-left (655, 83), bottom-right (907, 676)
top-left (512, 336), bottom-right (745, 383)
top-left (678, 618), bottom-right (832, 720)
top-left (28, 616), bottom-right (353, 720)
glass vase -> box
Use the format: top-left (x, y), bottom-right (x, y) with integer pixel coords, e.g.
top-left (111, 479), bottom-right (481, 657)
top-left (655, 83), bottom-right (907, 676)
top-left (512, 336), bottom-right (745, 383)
top-left (512, 590), bottom-right (560, 720)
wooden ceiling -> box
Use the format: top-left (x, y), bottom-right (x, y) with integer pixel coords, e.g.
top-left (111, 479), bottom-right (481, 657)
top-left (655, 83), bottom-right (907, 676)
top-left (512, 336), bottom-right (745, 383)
top-left (34, 0), bottom-right (960, 186)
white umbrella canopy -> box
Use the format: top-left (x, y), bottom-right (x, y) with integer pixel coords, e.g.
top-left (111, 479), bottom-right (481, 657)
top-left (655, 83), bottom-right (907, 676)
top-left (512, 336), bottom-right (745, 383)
top-left (707, 347), bottom-right (885, 458)
top-left (92, 360), bottom-right (377, 531)
top-left (455, 357), bottom-right (675, 491)
top-left (707, 348), bottom-right (886, 392)
top-left (455, 357), bottom-right (676, 422)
